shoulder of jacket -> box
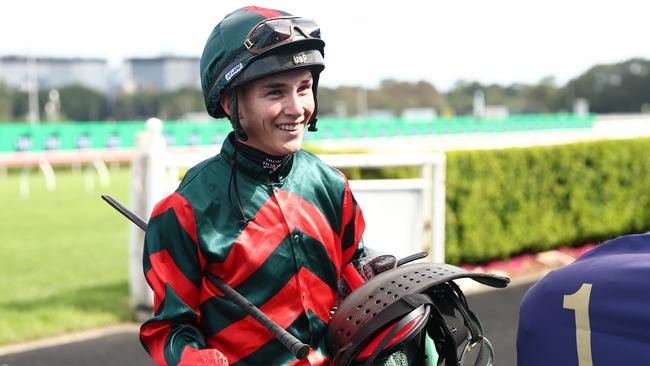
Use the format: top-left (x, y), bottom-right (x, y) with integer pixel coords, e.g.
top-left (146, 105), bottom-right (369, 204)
top-left (296, 150), bottom-right (345, 177)
top-left (178, 154), bottom-right (227, 192)
top-left (298, 150), bottom-right (347, 180)
top-left (292, 150), bottom-right (350, 196)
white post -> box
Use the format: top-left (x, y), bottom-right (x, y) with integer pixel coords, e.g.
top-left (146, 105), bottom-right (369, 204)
top-left (38, 160), bottom-right (56, 191)
top-left (19, 165), bottom-right (33, 198)
top-left (129, 117), bottom-right (167, 321)
top-left (320, 153), bottom-right (447, 262)
top-left (92, 159), bottom-right (111, 187)
top-left (431, 154), bottom-right (446, 263)
top-left (84, 160), bottom-right (110, 193)
top-left (420, 163), bottom-right (433, 256)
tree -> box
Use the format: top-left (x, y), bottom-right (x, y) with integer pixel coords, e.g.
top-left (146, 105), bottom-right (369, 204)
top-left (0, 82), bottom-right (29, 122)
top-left (12, 90), bottom-right (28, 120)
top-left (55, 84), bottom-right (109, 121)
top-left (566, 58), bottom-right (650, 113)
top-left (3, 57), bottom-right (649, 122)
top-left (113, 90), bottom-right (161, 120)
top-left (159, 88), bottom-right (204, 120)
top-left (369, 79), bottom-right (442, 115)
top-left (0, 82), bottom-right (15, 121)
top-left (444, 80), bottom-right (482, 115)
top-left (316, 86), bottom-right (336, 116)
top-left (524, 77), bottom-right (563, 113)
top-left (318, 86), bottom-right (367, 117)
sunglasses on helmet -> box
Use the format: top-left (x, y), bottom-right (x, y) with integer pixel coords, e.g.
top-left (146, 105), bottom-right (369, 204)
top-left (244, 16), bottom-right (321, 54)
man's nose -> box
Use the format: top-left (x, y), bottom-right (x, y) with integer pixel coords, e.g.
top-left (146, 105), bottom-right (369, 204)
top-left (283, 92), bottom-right (305, 117)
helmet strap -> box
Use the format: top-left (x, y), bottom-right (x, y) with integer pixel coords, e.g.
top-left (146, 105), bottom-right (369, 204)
top-left (229, 93), bottom-right (248, 141)
top-left (308, 72), bottom-right (320, 132)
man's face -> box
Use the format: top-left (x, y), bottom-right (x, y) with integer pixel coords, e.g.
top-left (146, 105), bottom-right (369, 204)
top-left (235, 68), bottom-right (314, 156)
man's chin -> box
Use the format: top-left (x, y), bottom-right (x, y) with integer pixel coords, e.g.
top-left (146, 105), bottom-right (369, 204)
top-left (283, 139), bottom-right (303, 154)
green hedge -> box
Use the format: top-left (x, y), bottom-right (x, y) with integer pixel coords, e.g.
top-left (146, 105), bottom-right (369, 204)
top-left (312, 138), bottom-right (650, 264)
top-left (444, 138), bottom-right (650, 263)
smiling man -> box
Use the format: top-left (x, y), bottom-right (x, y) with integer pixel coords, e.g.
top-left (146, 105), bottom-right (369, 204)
top-left (222, 68), bottom-right (315, 157)
top-left (138, 6), bottom-right (366, 366)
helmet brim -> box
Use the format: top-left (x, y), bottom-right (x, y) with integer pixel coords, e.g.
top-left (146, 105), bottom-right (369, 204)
top-left (229, 48), bottom-right (324, 90)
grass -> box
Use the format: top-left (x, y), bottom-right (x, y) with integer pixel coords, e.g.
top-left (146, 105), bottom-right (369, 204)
top-left (0, 165), bottom-right (132, 345)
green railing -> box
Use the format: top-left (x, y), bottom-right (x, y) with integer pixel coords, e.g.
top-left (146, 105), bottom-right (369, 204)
top-left (0, 114), bottom-right (594, 153)
top-left (314, 114), bottom-right (594, 139)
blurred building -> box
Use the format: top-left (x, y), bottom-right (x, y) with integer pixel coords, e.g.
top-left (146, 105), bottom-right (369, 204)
top-left (0, 55), bottom-right (110, 94)
top-left (402, 107), bottom-right (437, 120)
top-left (121, 56), bottom-right (200, 93)
top-left (483, 105), bottom-right (509, 118)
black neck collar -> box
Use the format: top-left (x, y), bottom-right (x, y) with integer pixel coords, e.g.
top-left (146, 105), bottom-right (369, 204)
top-left (231, 134), bottom-right (291, 173)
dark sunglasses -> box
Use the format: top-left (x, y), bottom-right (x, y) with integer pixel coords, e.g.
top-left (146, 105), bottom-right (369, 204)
top-left (244, 16), bottom-right (321, 54)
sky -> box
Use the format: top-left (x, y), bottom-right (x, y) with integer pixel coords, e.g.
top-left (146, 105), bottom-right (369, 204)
top-left (3, 0), bottom-right (650, 91)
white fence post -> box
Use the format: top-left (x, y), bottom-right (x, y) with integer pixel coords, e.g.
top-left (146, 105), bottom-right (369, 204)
top-left (431, 154), bottom-right (446, 263)
top-left (317, 154), bottom-right (447, 262)
top-left (129, 118), bottom-right (167, 320)
top-left (420, 163), bottom-right (434, 259)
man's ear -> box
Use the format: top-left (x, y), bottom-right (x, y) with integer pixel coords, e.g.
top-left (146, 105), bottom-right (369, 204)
top-left (219, 93), bottom-right (231, 117)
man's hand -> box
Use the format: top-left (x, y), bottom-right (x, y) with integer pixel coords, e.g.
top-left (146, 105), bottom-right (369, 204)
top-left (355, 254), bottom-right (397, 281)
top-left (179, 349), bottom-right (229, 366)
top-left (336, 254), bottom-right (397, 300)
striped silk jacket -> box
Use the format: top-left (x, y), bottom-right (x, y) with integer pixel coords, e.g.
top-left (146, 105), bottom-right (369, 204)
top-left (140, 134), bottom-right (365, 366)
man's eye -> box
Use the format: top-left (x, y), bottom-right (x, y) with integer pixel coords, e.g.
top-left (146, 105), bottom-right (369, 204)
top-left (267, 89), bottom-right (282, 96)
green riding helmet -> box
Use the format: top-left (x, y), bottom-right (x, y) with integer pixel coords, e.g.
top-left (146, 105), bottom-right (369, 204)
top-left (200, 6), bottom-right (326, 138)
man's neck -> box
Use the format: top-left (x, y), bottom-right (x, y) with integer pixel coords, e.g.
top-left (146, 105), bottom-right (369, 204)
top-left (231, 135), bottom-right (291, 174)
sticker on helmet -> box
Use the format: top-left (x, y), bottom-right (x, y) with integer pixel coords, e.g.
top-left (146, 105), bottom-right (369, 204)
top-left (292, 52), bottom-right (307, 65)
top-left (225, 63), bottom-right (243, 81)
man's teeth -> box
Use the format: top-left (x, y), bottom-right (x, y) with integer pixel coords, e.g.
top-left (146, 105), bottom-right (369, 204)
top-left (277, 124), bottom-right (300, 131)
